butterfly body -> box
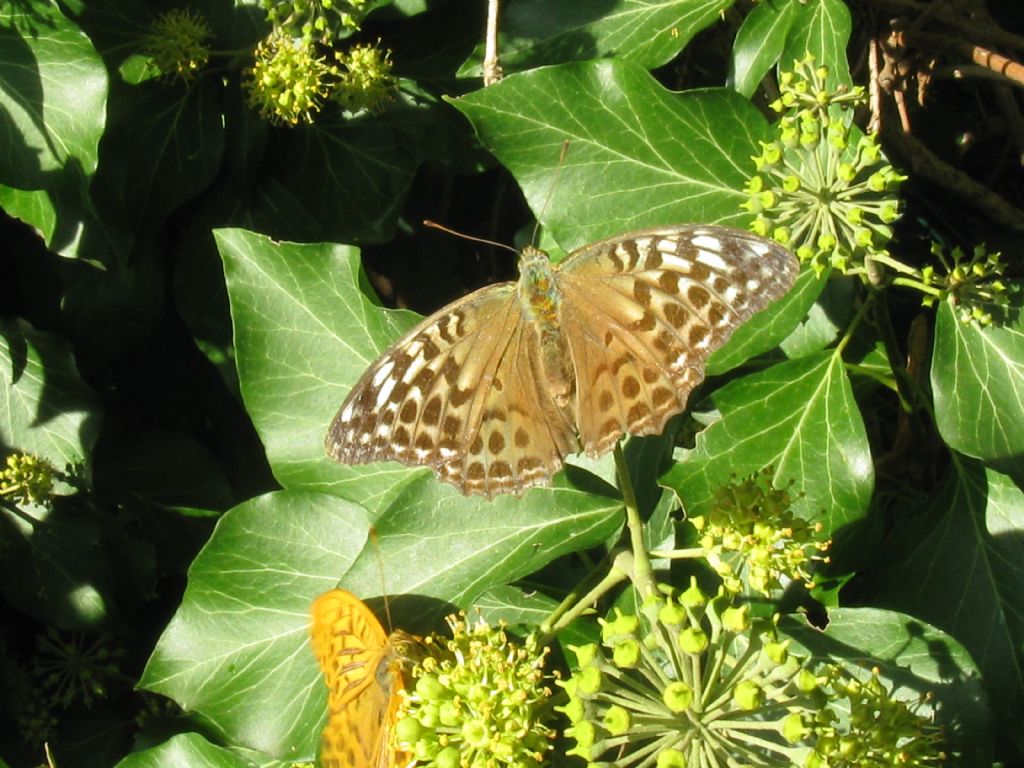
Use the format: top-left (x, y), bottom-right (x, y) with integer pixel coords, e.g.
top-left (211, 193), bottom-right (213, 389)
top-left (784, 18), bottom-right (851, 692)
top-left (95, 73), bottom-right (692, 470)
top-left (311, 589), bottom-right (414, 768)
top-left (327, 225), bottom-right (798, 498)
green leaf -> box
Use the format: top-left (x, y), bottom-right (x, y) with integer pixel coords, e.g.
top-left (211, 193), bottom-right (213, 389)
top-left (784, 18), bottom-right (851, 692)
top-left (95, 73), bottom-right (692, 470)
top-left (0, 320), bottom-right (101, 465)
top-left (664, 352), bottom-right (873, 530)
top-left (113, 732), bottom-right (255, 768)
top-left (335, 475), bottom-right (623, 627)
top-left (782, 606), bottom-right (991, 764)
top-left (868, 459), bottom-right (1020, 754)
top-left (459, 0), bottom-right (733, 75)
top-left (217, 229), bottom-right (420, 503)
top-left (706, 267), bottom-right (825, 376)
top-left (453, 60), bottom-right (773, 248)
top-left (140, 491), bottom-right (370, 760)
top-left (471, 584), bottom-right (560, 629)
top-left (782, 0), bottom-right (852, 86)
top-left (141, 484), bottom-right (622, 755)
top-left (91, 79), bottom-right (223, 231)
top-left (778, 272), bottom-right (855, 359)
top-left (0, 501), bottom-right (115, 629)
top-left (728, 0), bottom-right (800, 97)
top-left (0, 0), bottom-right (107, 189)
top-left (932, 297), bottom-right (1024, 482)
top-left (259, 114), bottom-right (420, 244)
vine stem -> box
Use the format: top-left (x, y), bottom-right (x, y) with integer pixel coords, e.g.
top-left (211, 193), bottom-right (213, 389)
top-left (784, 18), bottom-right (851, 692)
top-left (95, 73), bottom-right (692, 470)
top-left (614, 442), bottom-right (657, 601)
top-left (536, 551), bottom-right (629, 645)
top-left (536, 441), bottom-right (657, 644)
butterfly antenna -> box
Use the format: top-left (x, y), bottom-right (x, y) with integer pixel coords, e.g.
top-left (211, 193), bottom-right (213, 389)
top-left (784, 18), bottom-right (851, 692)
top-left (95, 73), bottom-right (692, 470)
top-left (529, 139), bottom-right (571, 245)
top-left (423, 220), bottom-right (519, 255)
top-left (368, 526), bottom-right (396, 632)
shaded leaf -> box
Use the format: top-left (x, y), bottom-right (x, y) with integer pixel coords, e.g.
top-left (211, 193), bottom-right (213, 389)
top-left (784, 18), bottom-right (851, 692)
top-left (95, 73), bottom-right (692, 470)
top-left (932, 296), bottom-right (1024, 482)
top-left (459, 0), bottom-right (733, 75)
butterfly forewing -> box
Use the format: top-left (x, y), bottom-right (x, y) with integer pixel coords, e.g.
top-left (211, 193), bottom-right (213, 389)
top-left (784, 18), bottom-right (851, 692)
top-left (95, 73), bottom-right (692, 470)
top-left (326, 224), bottom-right (798, 498)
top-left (557, 226), bottom-right (799, 455)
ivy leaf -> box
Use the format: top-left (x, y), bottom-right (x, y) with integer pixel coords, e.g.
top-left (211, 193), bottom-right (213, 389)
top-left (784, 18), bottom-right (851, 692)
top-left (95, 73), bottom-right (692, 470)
top-left (0, 0), bottom-right (106, 189)
top-left (0, 320), bottom-right (101, 465)
top-left (140, 484), bottom-right (621, 756)
top-left (728, 0), bottom-right (800, 97)
top-left (782, 0), bottom-right (852, 86)
top-left (664, 352), bottom-right (873, 530)
top-left (112, 732), bottom-right (255, 768)
top-left (459, 0), bottom-right (733, 75)
top-left (932, 296), bottom-right (1024, 483)
top-left (868, 459), bottom-right (1021, 754)
top-left (453, 59), bottom-right (773, 248)
top-left (782, 606), bottom-right (991, 764)
top-left (139, 492), bottom-right (370, 761)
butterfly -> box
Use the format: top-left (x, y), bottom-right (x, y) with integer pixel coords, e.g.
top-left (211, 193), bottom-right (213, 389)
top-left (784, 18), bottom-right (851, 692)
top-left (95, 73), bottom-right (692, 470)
top-left (310, 589), bottom-right (417, 768)
top-left (326, 225), bottom-right (799, 498)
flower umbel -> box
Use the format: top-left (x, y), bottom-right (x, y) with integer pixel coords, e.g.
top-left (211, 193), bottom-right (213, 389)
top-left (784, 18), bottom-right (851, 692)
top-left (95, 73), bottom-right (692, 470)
top-left (745, 56), bottom-right (905, 277)
top-left (559, 583), bottom-right (944, 767)
top-left (690, 467), bottom-right (829, 596)
top-left (1, 452), bottom-right (57, 506)
top-left (332, 43), bottom-right (397, 113)
top-left (922, 242), bottom-right (1010, 326)
top-left (143, 9), bottom-right (213, 81)
top-left (261, 0), bottom-right (369, 43)
top-left (244, 33), bottom-right (335, 125)
top-left (397, 614), bottom-right (554, 768)
top-left (32, 627), bottom-right (126, 709)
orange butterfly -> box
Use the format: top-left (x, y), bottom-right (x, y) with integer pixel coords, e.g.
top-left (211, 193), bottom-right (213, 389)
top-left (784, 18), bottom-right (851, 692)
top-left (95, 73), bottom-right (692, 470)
top-left (310, 589), bottom-right (417, 768)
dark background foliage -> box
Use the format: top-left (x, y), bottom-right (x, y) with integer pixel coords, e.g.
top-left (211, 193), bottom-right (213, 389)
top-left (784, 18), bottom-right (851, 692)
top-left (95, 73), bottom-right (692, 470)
top-left (1, 0), bottom-right (1022, 766)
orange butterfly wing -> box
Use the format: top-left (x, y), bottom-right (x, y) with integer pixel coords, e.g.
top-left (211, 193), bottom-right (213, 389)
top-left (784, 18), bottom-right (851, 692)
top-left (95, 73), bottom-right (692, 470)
top-left (310, 589), bottom-right (411, 768)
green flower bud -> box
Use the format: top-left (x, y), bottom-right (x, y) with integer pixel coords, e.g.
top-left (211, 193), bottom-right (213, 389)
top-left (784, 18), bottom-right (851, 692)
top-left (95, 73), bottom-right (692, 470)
top-left (678, 627), bottom-right (709, 655)
top-left (721, 605), bottom-right (750, 633)
top-left (578, 665), bottom-right (603, 695)
top-left (733, 680), bottom-right (764, 710)
top-left (782, 712), bottom-right (809, 743)
top-left (612, 639), bottom-right (641, 669)
top-left (663, 682), bottom-right (693, 713)
top-left (603, 705), bottom-right (632, 735)
top-left (396, 716), bottom-right (422, 744)
top-left (435, 745), bottom-right (460, 768)
top-left (657, 748), bottom-right (688, 768)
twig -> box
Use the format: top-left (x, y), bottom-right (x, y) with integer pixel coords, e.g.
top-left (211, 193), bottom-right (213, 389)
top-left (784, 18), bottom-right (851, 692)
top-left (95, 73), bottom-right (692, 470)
top-left (483, 0), bottom-right (502, 85)
top-left (881, 124), bottom-right (1024, 232)
top-left (864, 0), bottom-right (1024, 52)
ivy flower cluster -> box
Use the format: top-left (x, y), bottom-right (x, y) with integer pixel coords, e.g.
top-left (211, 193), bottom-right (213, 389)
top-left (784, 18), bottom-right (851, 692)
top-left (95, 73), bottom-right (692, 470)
top-left (245, 33), bottom-right (336, 125)
top-left (32, 627), bottom-right (126, 709)
top-left (1, 452), bottom-right (57, 506)
top-left (744, 56), bottom-right (905, 277)
top-left (919, 242), bottom-right (1010, 326)
top-left (396, 614), bottom-right (555, 768)
top-left (260, 0), bottom-right (369, 44)
top-left (690, 468), bottom-right (829, 596)
top-left (558, 582), bottom-right (943, 768)
top-left (332, 43), bottom-right (397, 113)
top-left (143, 9), bottom-right (213, 81)
top-left (244, 34), bottom-right (396, 124)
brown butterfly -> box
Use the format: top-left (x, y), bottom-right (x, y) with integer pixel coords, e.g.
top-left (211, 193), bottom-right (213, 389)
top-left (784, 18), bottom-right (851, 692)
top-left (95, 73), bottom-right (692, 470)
top-left (326, 225), bottom-right (798, 498)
